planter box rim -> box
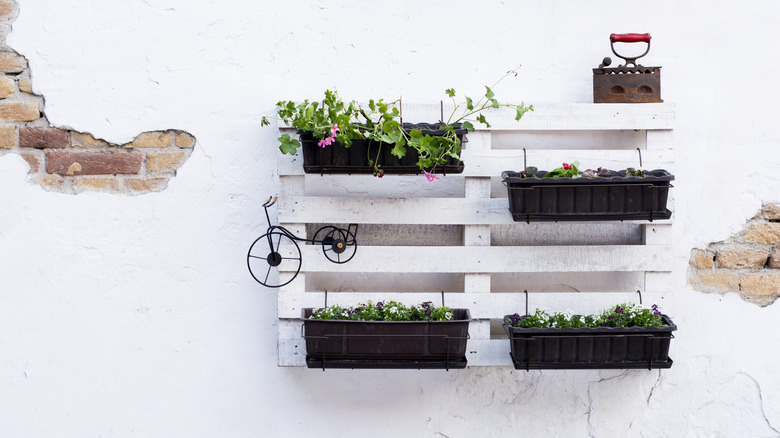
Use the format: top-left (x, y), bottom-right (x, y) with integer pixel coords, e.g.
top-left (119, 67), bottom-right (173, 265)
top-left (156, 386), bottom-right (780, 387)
top-left (302, 307), bottom-right (472, 322)
top-left (503, 314), bottom-right (676, 334)
top-left (502, 168), bottom-right (674, 184)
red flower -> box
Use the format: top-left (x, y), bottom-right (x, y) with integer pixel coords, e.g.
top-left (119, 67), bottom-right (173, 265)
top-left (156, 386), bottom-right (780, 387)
top-left (562, 162), bottom-right (571, 170)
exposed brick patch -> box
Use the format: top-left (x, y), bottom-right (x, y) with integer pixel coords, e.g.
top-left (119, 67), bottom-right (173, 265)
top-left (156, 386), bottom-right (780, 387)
top-left (20, 150), bottom-right (39, 172)
top-left (716, 248), bottom-right (769, 270)
top-left (125, 177), bottom-right (167, 192)
top-left (20, 126), bottom-right (68, 149)
top-left (175, 132), bottom-right (195, 148)
top-left (0, 75), bottom-right (13, 98)
top-left (0, 4), bottom-right (196, 195)
top-left (0, 123), bottom-right (14, 148)
top-left (46, 151), bottom-right (143, 176)
top-left (0, 49), bottom-right (26, 73)
top-left (689, 203), bottom-right (780, 306)
top-left (126, 130), bottom-right (173, 148)
top-left (0, 101), bottom-right (39, 121)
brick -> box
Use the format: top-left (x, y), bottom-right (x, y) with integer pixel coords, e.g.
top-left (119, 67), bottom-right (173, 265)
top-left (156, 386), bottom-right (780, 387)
top-left (0, 124), bottom-right (15, 148)
top-left (760, 203), bottom-right (780, 221)
top-left (18, 78), bottom-right (31, 94)
top-left (745, 223), bottom-right (780, 244)
top-left (0, 76), bottom-right (14, 98)
top-left (125, 178), bottom-right (167, 192)
top-left (74, 177), bottom-right (120, 191)
top-left (716, 247), bottom-right (769, 269)
top-left (20, 151), bottom-right (39, 172)
top-left (147, 151), bottom-right (186, 173)
top-left (690, 249), bottom-right (715, 269)
top-left (0, 51), bottom-right (27, 73)
top-left (770, 247), bottom-right (780, 269)
top-left (125, 131), bottom-right (172, 148)
top-left (175, 132), bottom-right (195, 148)
top-left (0, 101), bottom-right (39, 121)
top-left (46, 151), bottom-right (142, 175)
top-left (20, 127), bottom-right (67, 149)
top-left (740, 273), bottom-right (780, 297)
top-left (36, 175), bottom-right (65, 189)
top-left (0, 1), bottom-right (16, 18)
top-left (698, 272), bottom-right (740, 292)
top-left (70, 131), bottom-right (107, 148)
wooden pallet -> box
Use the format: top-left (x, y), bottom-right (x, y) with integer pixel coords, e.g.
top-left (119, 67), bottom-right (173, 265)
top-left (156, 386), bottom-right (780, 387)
top-left (273, 103), bottom-right (675, 367)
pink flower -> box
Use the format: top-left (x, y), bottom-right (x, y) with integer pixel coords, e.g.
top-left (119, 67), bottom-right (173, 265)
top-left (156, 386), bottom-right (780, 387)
top-left (317, 124), bottom-right (340, 148)
top-left (422, 169), bottom-right (440, 182)
top-left (562, 162), bottom-right (571, 170)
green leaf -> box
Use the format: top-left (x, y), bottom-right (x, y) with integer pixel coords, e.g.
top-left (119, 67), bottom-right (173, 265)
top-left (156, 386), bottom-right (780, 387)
top-left (466, 97), bottom-right (474, 111)
top-left (445, 88), bottom-right (456, 98)
top-left (476, 114), bottom-right (491, 128)
top-left (485, 86), bottom-right (494, 99)
top-left (490, 98), bottom-right (499, 108)
top-left (278, 134), bottom-right (301, 155)
top-left (391, 141), bottom-right (406, 158)
top-left (260, 116), bottom-right (270, 127)
top-left (462, 121), bottom-right (474, 131)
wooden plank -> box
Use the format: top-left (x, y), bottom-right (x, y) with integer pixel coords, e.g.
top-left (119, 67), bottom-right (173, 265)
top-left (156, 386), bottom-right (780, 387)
top-left (278, 290), bottom-right (664, 319)
top-left (278, 196), bottom-right (673, 225)
top-left (460, 149), bottom-right (673, 177)
top-left (278, 103), bottom-right (675, 131)
top-left (282, 244), bottom-right (673, 274)
top-left (278, 149), bottom-right (674, 177)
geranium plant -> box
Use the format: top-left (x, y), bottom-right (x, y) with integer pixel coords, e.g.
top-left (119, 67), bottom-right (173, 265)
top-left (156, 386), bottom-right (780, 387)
top-left (506, 303), bottom-right (667, 328)
top-left (309, 300), bottom-right (453, 321)
top-left (261, 70), bottom-right (533, 179)
top-left (513, 162), bottom-right (645, 179)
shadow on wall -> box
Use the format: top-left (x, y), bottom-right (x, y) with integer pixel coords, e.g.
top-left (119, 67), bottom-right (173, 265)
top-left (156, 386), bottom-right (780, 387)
top-left (689, 203), bottom-right (780, 307)
top-left (0, 0), bottom-right (196, 195)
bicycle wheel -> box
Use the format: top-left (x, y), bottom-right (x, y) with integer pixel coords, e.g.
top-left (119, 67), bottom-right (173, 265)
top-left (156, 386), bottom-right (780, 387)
top-left (247, 231), bottom-right (302, 288)
top-left (320, 227), bottom-right (358, 264)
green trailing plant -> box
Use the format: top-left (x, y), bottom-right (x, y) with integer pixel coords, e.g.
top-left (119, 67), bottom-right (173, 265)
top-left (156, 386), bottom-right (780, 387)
top-left (309, 300), bottom-right (454, 322)
top-left (506, 303), bottom-right (667, 328)
top-left (261, 70), bottom-right (533, 179)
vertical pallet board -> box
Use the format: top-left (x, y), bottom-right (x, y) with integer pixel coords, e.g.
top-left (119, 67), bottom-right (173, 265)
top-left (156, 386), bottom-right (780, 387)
top-left (273, 103), bottom-right (675, 367)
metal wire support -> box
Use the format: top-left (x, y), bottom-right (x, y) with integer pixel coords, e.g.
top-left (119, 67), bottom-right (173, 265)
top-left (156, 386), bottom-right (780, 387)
top-left (636, 147), bottom-right (643, 168)
top-left (637, 290), bottom-right (643, 305)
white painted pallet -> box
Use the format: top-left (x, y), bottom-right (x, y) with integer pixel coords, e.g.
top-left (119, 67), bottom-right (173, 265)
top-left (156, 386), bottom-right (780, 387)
top-left (273, 103), bottom-right (675, 367)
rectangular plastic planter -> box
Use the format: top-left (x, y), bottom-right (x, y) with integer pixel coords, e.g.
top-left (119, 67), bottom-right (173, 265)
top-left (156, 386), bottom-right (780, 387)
top-left (300, 123), bottom-right (465, 175)
top-left (503, 315), bottom-right (676, 371)
top-left (501, 169), bottom-right (674, 222)
top-left (302, 308), bottom-right (471, 370)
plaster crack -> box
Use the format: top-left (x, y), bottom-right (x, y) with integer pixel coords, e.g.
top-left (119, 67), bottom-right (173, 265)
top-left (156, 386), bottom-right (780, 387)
top-left (739, 371), bottom-right (780, 435)
top-left (646, 369), bottom-right (663, 404)
top-left (585, 371), bottom-right (630, 437)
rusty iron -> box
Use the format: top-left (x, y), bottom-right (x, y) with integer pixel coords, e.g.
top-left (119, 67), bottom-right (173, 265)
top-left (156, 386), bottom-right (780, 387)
top-left (593, 33), bottom-right (662, 103)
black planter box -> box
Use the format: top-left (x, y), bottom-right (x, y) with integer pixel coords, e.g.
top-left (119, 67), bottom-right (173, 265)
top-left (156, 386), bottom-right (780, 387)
top-left (302, 308), bottom-right (471, 370)
top-left (300, 123), bottom-right (465, 175)
top-left (503, 315), bottom-right (676, 370)
top-left (501, 169), bottom-right (674, 222)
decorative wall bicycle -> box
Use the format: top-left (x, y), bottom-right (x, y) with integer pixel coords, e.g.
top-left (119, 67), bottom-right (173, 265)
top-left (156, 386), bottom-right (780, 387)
top-left (246, 196), bottom-right (358, 288)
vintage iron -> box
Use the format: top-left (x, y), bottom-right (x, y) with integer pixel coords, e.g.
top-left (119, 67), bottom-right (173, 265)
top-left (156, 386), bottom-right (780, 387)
top-left (593, 33), bottom-right (662, 103)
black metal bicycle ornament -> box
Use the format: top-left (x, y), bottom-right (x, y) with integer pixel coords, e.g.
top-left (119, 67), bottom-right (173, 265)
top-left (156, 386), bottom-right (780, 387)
top-left (246, 196), bottom-right (358, 288)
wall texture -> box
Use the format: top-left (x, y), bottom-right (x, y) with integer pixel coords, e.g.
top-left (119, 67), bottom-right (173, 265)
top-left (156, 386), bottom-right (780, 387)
top-left (2, 0), bottom-right (780, 437)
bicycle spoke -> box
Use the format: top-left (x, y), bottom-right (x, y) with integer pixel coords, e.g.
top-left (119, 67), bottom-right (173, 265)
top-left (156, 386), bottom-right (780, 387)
top-left (248, 254), bottom-right (266, 260)
top-left (264, 264), bottom-right (272, 285)
top-left (282, 256), bottom-right (302, 261)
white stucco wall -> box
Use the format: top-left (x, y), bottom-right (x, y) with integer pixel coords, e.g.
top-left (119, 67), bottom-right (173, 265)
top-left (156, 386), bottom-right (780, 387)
top-left (2, 0), bottom-right (780, 436)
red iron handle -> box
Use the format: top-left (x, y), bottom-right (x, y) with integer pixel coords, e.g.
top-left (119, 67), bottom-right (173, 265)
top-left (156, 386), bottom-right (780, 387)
top-left (610, 33), bottom-right (651, 43)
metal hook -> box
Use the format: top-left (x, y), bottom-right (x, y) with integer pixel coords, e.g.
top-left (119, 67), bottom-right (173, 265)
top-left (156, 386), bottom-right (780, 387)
top-left (324, 290), bottom-right (328, 308)
top-left (440, 100), bottom-right (444, 124)
top-left (441, 290), bottom-right (445, 308)
top-left (637, 290), bottom-right (643, 305)
top-left (524, 290), bottom-right (529, 315)
top-left (636, 148), bottom-right (643, 168)
top-left (523, 148), bottom-right (527, 170)
top-left (400, 96), bottom-right (403, 126)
